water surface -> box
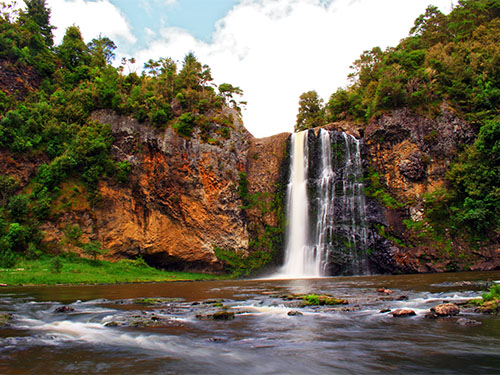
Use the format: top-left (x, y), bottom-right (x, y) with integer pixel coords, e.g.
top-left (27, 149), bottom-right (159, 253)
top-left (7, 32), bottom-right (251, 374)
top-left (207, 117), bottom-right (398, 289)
top-left (1, 271), bottom-right (499, 374)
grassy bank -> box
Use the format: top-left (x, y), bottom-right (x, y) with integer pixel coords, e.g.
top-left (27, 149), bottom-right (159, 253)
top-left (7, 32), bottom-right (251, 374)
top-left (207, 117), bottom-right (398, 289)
top-left (0, 256), bottom-right (225, 286)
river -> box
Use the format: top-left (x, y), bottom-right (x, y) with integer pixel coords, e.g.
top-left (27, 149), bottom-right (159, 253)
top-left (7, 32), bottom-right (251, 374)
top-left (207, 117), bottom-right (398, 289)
top-left (1, 271), bottom-right (500, 374)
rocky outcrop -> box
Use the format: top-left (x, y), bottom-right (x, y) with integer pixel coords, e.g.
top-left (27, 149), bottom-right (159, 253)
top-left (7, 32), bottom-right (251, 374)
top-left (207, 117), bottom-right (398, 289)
top-left (246, 132), bottom-right (289, 240)
top-left (42, 109), bottom-right (251, 271)
top-left (324, 105), bottom-right (499, 274)
top-left (364, 105), bottom-right (474, 204)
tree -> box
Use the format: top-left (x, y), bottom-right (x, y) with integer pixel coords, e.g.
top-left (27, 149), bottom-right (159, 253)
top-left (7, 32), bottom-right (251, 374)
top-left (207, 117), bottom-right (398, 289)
top-left (88, 35), bottom-right (116, 67)
top-left (294, 90), bottom-right (327, 132)
top-left (218, 83), bottom-right (243, 109)
top-left (177, 52), bottom-right (202, 89)
top-left (57, 25), bottom-right (89, 70)
top-left (82, 240), bottom-right (106, 262)
top-left (24, 0), bottom-right (54, 46)
top-left (0, 175), bottom-right (18, 205)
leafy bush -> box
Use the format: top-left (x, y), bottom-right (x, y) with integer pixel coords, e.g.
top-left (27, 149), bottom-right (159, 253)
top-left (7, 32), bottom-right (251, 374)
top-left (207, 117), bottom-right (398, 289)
top-left (82, 240), bottom-right (107, 262)
top-left (482, 284), bottom-right (500, 302)
top-left (8, 195), bottom-right (30, 221)
top-left (172, 112), bottom-right (194, 137)
top-left (213, 246), bottom-right (272, 277)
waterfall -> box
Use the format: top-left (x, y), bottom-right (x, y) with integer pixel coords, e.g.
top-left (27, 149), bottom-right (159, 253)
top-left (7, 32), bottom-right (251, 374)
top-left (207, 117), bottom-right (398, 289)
top-left (278, 129), bottom-right (369, 278)
top-left (280, 130), bottom-right (311, 277)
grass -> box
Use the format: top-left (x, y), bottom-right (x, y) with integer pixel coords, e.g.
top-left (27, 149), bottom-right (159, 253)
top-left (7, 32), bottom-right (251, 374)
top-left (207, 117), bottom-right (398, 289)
top-left (0, 256), bottom-right (225, 286)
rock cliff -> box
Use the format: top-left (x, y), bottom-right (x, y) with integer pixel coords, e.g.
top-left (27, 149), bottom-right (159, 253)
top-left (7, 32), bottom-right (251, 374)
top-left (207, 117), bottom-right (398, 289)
top-left (361, 106), bottom-right (499, 272)
top-left (33, 109), bottom-right (253, 271)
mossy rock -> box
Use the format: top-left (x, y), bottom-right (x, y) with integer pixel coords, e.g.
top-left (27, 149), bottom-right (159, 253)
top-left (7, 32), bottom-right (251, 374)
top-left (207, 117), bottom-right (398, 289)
top-left (132, 297), bottom-right (183, 306)
top-left (477, 299), bottom-right (500, 314)
top-left (196, 310), bottom-right (235, 321)
top-left (0, 313), bottom-right (13, 327)
top-left (300, 294), bottom-right (349, 307)
top-left (282, 294), bottom-right (348, 306)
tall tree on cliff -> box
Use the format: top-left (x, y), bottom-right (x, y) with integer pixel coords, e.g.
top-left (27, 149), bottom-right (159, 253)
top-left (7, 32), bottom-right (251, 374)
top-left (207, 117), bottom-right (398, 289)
top-left (23, 0), bottom-right (54, 46)
top-left (294, 90), bottom-right (327, 132)
top-left (57, 25), bottom-right (90, 70)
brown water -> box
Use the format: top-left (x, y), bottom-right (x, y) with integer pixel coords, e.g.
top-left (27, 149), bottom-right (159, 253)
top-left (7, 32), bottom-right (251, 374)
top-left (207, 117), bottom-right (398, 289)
top-left (1, 271), bottom-right (500, 374)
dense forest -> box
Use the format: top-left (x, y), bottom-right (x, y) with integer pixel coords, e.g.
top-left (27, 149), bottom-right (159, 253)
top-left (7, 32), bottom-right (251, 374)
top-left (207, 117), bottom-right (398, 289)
top-left (0, 0), bottom-right (244, 268)
top-left (295, 0), bottom-right (499, 245)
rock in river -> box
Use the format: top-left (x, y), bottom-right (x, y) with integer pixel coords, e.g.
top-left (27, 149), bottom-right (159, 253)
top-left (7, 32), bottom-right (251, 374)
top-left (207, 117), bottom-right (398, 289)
top-left (430, 303), bottom-right (460, 317)
top-left (392, 309), bottom-right (416, 317)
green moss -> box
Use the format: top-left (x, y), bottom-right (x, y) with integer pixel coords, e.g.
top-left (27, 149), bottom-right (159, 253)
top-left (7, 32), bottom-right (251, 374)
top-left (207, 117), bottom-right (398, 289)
top-left (303, 294), bottom-right (348, 306)
top-left (213, 246), bottom-right (272, 278)
top-left (364, 171), bottom-right (404, 209)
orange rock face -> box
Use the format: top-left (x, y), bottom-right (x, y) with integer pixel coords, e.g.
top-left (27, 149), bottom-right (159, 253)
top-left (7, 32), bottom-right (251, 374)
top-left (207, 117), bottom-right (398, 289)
top-left (75, 110), bottom-right (253, 271)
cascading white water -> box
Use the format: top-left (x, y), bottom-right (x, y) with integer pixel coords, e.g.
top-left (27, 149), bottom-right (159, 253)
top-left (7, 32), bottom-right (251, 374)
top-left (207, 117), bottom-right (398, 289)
top-left (310, 129), bottom-right (336, 275)
top-left (277, 129), bottom-right (369, 279)
top-left (280, 130), bottom-right (311, 277)
top-left (338, 132), bottom-right (368, 275)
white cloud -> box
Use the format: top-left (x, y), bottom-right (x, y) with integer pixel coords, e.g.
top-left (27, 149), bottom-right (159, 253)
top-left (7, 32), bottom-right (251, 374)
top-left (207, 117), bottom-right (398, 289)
top-left (45, 0), bottom-right (136, 45)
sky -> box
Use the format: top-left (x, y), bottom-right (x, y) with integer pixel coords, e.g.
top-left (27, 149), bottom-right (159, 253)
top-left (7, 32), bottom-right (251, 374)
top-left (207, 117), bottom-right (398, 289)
top-left (22, 0), bottom-right (453, 137)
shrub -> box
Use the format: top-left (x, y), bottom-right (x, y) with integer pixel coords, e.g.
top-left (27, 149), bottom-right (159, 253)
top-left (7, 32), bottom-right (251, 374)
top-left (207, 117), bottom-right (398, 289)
top-left (172, 112), bottom-right (194, 137)
top-left (82, 240), bottom-right (106, 262)
top-left (8, 195), bottom-right (30, 221)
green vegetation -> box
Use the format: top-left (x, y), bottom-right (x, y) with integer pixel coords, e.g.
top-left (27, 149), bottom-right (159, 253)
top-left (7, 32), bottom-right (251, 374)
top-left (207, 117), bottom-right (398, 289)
top-left (213, 245), bottom-right (272, 278)
top-left (234, 173), bottom-right (286, 275)
top-left (0, 256), bottom-right (223, 285)
top-left (300, 294), bottom-right (348, 306)
top-left (324, 1), bottom-right (500, 125)
top-left (0, 0), bottom-right (246, 278)
top-left (469, 284), bottom-right (500, 314)
top-left (282, 293), bottom-right (349, 306)
top-left (294, 90), bottom-right (327, 132)
top-left (364, 170), bottom-right (404, 209)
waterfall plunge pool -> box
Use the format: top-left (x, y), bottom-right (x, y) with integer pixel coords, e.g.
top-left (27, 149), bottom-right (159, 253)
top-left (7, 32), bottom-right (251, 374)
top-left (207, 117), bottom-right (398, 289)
top-left (1, 271), bottom-right (500, 374)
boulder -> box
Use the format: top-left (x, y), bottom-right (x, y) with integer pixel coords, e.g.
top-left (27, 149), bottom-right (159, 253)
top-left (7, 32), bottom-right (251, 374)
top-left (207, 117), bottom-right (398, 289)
top-left (377, 288), bottom-right (393, 295)
top-left (196, 310), bottom-right (235, 321)
top-left (0, 313), bottom-right (13, 326)
top-left (54, 306), bottom-right (75, 313)
top-left (392, 309), bottom-right (416, 317)
top-left (430, 303), bottom-right (460, 316)
top-left (456, 318), bottom-right (482, 326)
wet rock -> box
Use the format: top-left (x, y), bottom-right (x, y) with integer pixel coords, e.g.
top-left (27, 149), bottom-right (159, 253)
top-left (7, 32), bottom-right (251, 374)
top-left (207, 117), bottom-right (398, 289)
top-left (430, 303), bottom-right (460, 316)
top-left (288, 311), bottom-right (303, 316)
top-left (0, 313), bottom-right (13, 326)
top-left (396, 295), bottom-right (409, 301)
top-left (392, 309), bottom-right (416, 317)
top-left (379, 308), bottom-right (391, 313)
top-left (196, 310), bottom-right (235, 321)
top-left (399, 152), bottom-right (426, 181)
top-left (284, 294), bottom-right (348, 306)
top-left (475, 300), bottom-right (499, 314)
top-left (132, 297), bottom-right (183, 306)
top-left (456, 318), bottom-right (482, 326)
top-left (104, 321), bottom-right (121, 327)
top-left (54, 306), bottom-right (75, 313)
top-left (208, 337), bottom-right (227, 343)
top-left (212, 311), bottom-right (235, 320)
top-left (377, 288), bottom-right (393, 295)
top-left (424, 312), bottom-right (439, 320)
